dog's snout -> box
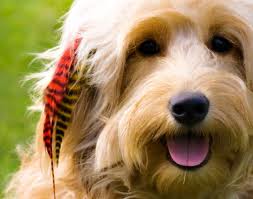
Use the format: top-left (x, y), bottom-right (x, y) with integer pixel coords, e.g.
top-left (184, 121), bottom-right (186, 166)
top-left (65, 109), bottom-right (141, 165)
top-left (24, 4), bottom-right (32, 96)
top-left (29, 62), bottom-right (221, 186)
top-left (169, 92), bottom-right (209, 126)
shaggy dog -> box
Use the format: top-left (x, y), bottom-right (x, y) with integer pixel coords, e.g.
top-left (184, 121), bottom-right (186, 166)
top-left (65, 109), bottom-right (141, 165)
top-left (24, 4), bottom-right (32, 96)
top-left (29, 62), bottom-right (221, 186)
top-left (5, 0), bottom-right (253, 198)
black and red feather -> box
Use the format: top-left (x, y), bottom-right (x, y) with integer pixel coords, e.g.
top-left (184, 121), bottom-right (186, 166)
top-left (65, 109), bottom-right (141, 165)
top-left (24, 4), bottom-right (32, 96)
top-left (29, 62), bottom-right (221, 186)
top-left (42, 38), bottom-right (81, 198)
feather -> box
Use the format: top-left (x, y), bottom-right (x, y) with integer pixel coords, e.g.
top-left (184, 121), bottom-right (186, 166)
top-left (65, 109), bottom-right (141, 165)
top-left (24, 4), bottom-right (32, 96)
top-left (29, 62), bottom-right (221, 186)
top-left (54, 71), bottom-right (82, 165)
top-left (43, 38), bottom-right (81, 198)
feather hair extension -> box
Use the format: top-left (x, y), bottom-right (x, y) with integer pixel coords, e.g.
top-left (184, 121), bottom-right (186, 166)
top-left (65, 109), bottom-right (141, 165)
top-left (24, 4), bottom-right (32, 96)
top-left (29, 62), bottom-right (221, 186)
top-left (54, 71), bottom-right (82, 165)
top-left (43, 38), bottom-right (82, 198)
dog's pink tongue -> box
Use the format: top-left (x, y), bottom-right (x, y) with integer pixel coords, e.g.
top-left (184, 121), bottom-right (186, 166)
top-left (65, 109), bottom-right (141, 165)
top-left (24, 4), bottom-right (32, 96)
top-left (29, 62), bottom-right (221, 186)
top-left (167, 135), bottom-right (209, 167)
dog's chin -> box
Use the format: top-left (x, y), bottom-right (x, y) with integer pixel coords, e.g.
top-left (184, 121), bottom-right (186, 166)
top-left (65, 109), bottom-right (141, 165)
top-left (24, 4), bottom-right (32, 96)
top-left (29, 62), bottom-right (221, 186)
top-left (164, 132), bottom-right (212, 171)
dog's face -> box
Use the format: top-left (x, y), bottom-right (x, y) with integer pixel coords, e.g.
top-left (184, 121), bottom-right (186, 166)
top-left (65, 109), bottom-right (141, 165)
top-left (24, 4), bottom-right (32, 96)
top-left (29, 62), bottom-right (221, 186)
top-left (76, 0), bottom-right (253, 197)
top-left (7, 1), bottom-right (253, 199)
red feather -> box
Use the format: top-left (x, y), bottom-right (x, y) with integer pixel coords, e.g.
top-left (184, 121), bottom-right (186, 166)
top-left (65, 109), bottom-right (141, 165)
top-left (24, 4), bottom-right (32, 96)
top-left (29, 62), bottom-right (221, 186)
top-left (43, 38), bottom-right (81, 198)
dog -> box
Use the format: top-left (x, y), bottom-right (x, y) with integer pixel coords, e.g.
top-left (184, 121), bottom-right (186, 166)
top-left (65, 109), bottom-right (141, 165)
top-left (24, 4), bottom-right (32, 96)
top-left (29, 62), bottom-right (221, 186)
top-left (5, 0), bottom-right (253, 198)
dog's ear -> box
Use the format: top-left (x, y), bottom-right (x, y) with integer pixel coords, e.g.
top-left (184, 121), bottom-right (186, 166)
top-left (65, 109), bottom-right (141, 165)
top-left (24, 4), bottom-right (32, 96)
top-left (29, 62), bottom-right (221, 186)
top-left (236, 18), bottom-right (253, 91)
top-left (241, 31), bottom-right (253, 91)
top-left (216, 12), bottom-right (253, 91)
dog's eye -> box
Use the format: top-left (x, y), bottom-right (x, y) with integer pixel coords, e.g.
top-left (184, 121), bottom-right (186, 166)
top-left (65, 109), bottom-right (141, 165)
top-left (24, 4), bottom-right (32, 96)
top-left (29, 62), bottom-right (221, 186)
top-left (138, 39), bottom-right (160, 56)
top-left (210, 36), bottom-right (233, 53)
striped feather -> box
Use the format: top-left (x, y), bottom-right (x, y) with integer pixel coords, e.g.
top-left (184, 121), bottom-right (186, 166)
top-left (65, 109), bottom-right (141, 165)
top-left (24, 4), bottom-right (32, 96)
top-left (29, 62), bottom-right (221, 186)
top-left (54, 72), bottom-right (82, 165)
top-left (42, 38), bottom-right (81, 198)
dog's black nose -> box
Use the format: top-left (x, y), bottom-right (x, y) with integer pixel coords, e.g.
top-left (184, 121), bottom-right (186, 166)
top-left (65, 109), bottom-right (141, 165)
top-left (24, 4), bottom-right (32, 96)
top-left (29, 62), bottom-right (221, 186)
top-left (170, 92), bottom-right (209, 126)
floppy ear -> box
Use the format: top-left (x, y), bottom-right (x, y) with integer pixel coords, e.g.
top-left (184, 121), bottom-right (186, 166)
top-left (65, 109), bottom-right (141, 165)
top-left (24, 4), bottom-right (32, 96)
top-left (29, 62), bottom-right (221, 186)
top-left (42, 37), bottom-right (83, 197)
top-left (214, 10), bottom-right (253, 91)
top-left (241, 30), bottom-right (253, 91)
top-left (232, 16), bottom-right (253, 91)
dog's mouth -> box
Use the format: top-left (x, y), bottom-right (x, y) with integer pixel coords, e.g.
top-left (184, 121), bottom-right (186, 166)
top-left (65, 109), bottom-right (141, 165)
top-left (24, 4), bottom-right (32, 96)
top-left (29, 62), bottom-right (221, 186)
top-left (165, 132), bottom-right (211, 170)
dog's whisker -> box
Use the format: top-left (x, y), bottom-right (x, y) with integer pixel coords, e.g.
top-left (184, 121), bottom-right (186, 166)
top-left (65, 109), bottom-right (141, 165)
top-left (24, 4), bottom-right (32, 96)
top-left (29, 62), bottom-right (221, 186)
top-left (183, 172), bottom-right (187, 185)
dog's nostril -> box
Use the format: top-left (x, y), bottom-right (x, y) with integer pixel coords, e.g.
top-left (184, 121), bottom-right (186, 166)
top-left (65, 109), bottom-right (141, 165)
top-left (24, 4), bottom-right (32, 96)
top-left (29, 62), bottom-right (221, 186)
top-left (194, 103), bottom-right (207, 115)
top-left (170, 92), bottom-right (209, 126)
top-left (172, 104), bottom-right (185, 116)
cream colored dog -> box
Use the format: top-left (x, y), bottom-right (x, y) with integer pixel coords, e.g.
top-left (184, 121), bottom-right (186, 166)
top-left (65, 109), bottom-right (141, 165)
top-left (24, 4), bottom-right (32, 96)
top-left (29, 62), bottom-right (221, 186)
top-left (6, 0), bottom-right (253, 198)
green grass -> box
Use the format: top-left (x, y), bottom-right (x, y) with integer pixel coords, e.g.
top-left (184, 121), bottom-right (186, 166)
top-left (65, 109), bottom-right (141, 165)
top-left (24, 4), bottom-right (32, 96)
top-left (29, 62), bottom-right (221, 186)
top-left (0, 0), bottom-right (72, 195)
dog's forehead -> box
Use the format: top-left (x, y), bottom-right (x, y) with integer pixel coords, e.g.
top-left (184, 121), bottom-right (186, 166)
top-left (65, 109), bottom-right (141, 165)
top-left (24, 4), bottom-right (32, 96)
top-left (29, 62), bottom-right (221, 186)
top-left (119, 0), bottom-right (252, 38)
top-left (64, 0), bottom-right (253, 45)
top-left (131, 0), bottom-right (234, 21)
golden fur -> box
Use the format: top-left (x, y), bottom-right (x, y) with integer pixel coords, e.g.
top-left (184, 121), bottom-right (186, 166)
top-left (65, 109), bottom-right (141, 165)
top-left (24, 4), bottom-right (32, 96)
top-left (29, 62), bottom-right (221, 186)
top-left (5, 0), bottom-right (253, 198)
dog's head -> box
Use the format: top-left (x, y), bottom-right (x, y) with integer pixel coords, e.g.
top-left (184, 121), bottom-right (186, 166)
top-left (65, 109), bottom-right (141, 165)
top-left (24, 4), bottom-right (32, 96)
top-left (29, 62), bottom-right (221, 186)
top-left (39, 0), bottom-right (253, 198)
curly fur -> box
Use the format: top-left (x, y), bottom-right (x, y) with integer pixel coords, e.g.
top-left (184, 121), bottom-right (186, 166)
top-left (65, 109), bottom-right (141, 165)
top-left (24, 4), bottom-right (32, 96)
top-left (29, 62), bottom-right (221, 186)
top-left (5, 0), bottom-right (253, 199)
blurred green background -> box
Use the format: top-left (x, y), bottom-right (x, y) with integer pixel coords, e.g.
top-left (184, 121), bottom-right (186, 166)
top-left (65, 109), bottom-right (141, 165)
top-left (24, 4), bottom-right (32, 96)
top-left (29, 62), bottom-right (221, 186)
top-left (0, 0), bottom-right (72, 195)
